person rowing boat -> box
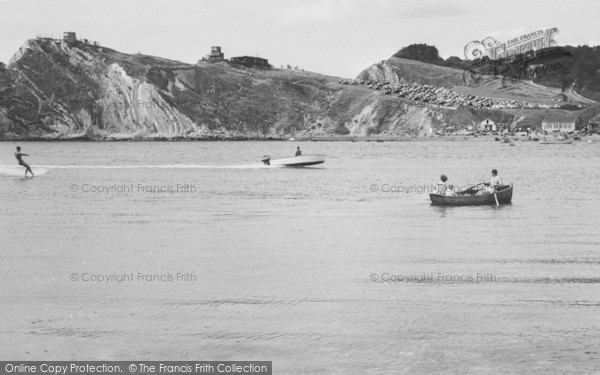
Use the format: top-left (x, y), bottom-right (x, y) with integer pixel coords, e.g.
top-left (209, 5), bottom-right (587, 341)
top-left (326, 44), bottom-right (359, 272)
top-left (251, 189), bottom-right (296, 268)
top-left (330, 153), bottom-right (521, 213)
top-left (485, 169), bottom-right (502, 191)
top-left (476, 169), bottom-right (502, 195)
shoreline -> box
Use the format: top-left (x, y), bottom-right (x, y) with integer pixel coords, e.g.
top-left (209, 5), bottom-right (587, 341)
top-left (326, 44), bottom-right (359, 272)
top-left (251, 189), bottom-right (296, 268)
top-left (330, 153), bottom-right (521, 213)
top-left (1, 134), bottom-right (598, 142)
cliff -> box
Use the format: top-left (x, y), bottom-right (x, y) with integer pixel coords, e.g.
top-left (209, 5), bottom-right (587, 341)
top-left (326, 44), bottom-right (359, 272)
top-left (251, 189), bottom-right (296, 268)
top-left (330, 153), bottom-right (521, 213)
top-left (0, 38), bottom-right (596, 140)
top-left (0, 38), bottom-right (435, 139)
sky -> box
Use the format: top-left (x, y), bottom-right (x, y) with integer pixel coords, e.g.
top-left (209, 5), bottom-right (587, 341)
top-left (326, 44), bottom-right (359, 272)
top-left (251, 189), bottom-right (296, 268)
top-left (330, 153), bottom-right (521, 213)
top-left (1, 0), bottom-right (599, 78)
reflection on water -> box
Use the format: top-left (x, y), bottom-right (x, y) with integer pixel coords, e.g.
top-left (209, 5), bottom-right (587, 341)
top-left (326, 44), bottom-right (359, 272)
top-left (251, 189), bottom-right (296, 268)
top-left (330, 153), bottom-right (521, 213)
top-left (1, 140), bottom-right (600, 373)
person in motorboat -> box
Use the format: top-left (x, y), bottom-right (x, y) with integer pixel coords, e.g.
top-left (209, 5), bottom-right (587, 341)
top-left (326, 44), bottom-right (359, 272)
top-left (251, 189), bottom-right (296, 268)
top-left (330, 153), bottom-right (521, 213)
top-left (295, 147), bottom-right (302, 156)
top-left (445, 184), bottom-right (457, 196)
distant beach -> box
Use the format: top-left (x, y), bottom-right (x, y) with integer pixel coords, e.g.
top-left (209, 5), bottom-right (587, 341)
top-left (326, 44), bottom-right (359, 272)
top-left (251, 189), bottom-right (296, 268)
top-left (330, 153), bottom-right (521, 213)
top-left (2, 134), bottom-right (598, 142)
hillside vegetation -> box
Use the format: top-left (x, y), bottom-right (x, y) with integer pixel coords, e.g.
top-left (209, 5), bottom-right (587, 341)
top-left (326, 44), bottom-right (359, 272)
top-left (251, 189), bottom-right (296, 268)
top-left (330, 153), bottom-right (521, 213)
top-left (391, 43), bottom-right (600, 101)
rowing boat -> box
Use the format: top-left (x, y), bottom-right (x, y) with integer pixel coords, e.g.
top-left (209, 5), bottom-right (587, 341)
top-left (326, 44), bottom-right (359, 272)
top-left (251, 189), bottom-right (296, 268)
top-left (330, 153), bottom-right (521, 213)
top-left (539, 139), bottom-right (572, 144)
top-left (430, 184), bottom-right (513, 206)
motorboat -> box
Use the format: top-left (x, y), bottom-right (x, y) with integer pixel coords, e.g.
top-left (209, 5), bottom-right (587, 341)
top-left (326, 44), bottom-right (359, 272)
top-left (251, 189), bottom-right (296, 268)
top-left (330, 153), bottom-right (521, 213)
top-left (261, 154), bottom-right (325, 167)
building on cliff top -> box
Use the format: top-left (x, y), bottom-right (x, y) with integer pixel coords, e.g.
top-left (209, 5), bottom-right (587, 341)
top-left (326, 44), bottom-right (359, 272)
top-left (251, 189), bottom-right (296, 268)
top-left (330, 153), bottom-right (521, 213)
top-left (230, 55), bottom-right (270, 68)
top-left (59, 32), bottom-right (99, 46)
top-left (63, 32), bottom-right (76, 43)
top-left (201, 46), bottom-right (225, 62)
top-left (198, 46), bottom-right (271, 69)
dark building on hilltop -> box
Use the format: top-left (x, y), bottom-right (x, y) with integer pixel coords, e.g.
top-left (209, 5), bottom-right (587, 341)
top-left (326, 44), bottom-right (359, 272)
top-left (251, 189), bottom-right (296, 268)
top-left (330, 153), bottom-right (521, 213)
top-left (202, 46), bottom-right (225, 62)
top-left (230, 56), bottom-right (270, 68)
top-left (198, 46), bottom-right (270, 68)
top-left (63, 31), bottom-right (76, 43)
top-left (60, 32), bottom-right (99, 46)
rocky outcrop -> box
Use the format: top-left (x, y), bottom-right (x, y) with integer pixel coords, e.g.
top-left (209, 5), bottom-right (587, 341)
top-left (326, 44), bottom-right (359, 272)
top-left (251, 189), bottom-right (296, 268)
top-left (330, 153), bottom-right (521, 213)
top-left (357, 57), bottom-right (469, 88)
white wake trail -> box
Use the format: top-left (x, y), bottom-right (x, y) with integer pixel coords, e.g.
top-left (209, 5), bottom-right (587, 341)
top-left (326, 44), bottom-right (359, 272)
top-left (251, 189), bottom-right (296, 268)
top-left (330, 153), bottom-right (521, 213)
top-left (0, 164), bottom-right (274, 170)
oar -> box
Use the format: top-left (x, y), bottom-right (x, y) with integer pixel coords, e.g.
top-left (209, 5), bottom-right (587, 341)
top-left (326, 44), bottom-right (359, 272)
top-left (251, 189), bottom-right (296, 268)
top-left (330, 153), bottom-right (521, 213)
top-left (462, 182), bottom-right (484, 195)
top-left (494, 191), bottom-right (500, 206)
top-left (464, 182), bottom-right (483, 191)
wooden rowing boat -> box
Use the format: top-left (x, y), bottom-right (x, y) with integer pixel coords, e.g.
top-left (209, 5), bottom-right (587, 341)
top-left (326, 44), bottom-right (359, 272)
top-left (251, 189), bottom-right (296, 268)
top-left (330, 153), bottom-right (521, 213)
top-left (430, 184), bottom-right (513, 206)
top-left (539, 139), bottom-right (573, 144)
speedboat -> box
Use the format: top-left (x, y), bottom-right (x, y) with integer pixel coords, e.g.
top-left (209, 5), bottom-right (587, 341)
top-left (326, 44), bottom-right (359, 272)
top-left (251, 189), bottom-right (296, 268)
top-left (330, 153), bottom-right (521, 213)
top-left (261, 154), bottom-right (325, 167)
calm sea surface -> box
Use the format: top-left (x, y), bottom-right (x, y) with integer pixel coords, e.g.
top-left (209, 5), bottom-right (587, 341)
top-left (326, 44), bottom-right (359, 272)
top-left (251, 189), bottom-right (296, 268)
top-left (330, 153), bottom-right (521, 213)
top-left (1, 140), bottom-right (599, 374)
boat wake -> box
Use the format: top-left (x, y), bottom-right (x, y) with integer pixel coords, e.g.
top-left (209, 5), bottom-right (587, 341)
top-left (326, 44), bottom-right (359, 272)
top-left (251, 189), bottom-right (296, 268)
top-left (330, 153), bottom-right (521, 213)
top-left (0, 164), bottom-right (276, 172)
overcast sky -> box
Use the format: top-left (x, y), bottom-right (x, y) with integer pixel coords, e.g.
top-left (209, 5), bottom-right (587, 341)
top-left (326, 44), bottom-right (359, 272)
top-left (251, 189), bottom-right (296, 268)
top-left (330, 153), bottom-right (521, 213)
top-left (1, 0), bottom-right (598, 77)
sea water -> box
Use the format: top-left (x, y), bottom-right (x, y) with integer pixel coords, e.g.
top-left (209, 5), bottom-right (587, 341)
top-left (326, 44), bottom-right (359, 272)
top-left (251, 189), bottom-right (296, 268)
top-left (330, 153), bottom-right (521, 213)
top-left (1, 140), bottom-right (599, 373)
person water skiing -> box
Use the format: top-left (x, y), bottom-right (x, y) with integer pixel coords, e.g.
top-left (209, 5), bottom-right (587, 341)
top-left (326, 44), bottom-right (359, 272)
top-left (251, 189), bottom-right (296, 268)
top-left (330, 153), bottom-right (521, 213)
top-left (15, 146), bottom-right (34, 177)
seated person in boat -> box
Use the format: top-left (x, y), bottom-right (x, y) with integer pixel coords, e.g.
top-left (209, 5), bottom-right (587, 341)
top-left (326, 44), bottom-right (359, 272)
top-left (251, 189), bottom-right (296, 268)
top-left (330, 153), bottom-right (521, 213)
top-left (436, 175), bottom-right (448, 195)
top-left (479, 169), bottom-right (502, 194)
top-left (295, 147), bottom-right (302, 156)
top-left (445, 184), bottom-right (457, 196)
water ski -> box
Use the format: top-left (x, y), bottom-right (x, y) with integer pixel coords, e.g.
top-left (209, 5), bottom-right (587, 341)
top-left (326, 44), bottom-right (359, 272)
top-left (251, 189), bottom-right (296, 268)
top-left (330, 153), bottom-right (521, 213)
top-left (0, 166), bottom-right (50, 177)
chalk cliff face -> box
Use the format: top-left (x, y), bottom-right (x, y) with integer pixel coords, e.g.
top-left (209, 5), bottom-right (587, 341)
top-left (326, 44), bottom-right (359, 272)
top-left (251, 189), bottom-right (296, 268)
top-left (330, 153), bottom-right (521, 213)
top-left (0, 38), bottom-right (444, 139)
top-left (0, 38), bottom-right (596, 140)
top-left (2, 38), bottom-right (198, 139)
